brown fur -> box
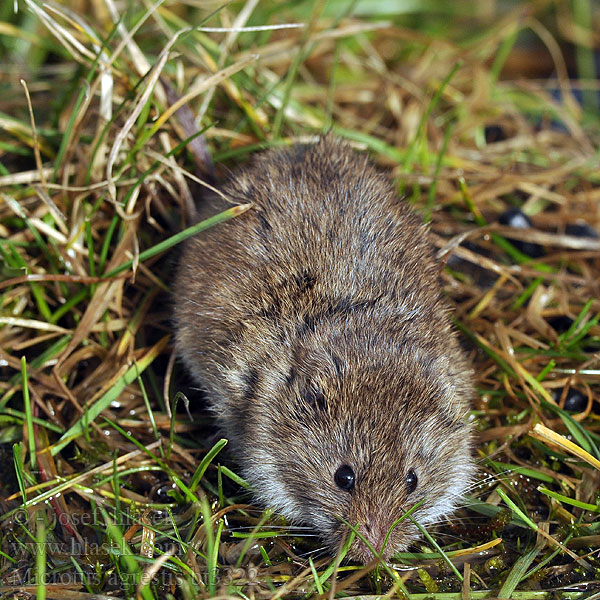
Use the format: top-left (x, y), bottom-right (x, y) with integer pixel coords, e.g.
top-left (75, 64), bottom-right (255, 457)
top-left (174, 136), bottom-right (474, 561)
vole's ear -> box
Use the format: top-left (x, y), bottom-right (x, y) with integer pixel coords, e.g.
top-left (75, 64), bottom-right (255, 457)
top-left (290, 382), bottom-right (328, 423)
top-left (414, 347), bottom-right (473, 411)
top-left (300, 385), bottom-right (327, 412)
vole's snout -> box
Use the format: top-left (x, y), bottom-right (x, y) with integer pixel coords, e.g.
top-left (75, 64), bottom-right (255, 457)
top-left (347, 514), bottom-right (405, 563)
top-left (353, 524), bottom-right (387, 562)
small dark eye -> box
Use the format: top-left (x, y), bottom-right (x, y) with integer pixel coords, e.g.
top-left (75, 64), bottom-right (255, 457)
top-left (406, 469), bottom-right (418, 494)
top-left (334, 465), bottom-right (355, 492)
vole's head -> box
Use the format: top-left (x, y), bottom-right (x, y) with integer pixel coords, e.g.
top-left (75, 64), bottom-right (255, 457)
top-left (233, 324), bottom-right (474, 562)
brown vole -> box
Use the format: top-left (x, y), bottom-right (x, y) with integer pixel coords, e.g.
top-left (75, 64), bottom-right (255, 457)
top-left (174, 136), bottom-right (474, 562)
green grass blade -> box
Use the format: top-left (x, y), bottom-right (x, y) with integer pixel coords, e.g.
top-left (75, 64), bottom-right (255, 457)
top-left (20, 357), bottom-right (36, 470)
top-left (538, 486), bottom-right (600, 513)
top-left (35, 512), bottom-right (47, 600)
top-left (497, 544), bottom-right (542, 599)
top-left (103, 204), bottom-right (251, 278)
top-left (189, 438), bottom-right (228, 492)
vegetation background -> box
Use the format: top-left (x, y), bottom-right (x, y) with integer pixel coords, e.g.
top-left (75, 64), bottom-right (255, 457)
top-left (0, 0), bottom-right (599, 598)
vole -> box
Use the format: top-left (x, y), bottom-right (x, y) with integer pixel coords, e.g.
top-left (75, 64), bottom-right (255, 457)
top-left (174, 136), bottom-right (474, 562)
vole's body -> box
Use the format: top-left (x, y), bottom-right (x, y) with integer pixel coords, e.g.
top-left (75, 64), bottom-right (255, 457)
top-left (174, 137), bottom-right (474, 561)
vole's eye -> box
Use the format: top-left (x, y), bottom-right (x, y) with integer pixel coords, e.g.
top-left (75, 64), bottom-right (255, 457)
top-left (406, 469), bottom-right (418, 494)
top-left (334, 465), bottom-right (355, 492)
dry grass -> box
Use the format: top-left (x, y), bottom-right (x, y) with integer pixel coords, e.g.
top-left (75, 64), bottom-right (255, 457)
top-left (0, 1), bottom-right (599, 598)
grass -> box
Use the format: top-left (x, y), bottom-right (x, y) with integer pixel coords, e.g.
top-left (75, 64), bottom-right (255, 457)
top-left (1, 0), bottom-right (600, 598)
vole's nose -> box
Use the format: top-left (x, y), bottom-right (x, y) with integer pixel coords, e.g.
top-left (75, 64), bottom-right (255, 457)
top-left (350, 523), bottom-right (393, 563)
top-left (363, 523), bottom-right (386, 552)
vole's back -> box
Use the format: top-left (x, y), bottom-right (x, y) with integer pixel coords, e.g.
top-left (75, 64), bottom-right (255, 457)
top-left (175, 137), bottom-right (452, 392)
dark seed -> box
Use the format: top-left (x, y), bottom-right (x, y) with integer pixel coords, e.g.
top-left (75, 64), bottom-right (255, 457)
top-left (512, 239), bottom-right (544, 258)
top-left (547, 315), bottom-right (574, 333)
top-left (484, 125), bottom-right (507, 143)
top-left (565, 223), bottom-right (599, 239)
top-left (498, 208), bottom-right (544, 258)
top-left (461, 240), bottom-right (493, 258)
top-left (499, 208), bottom-right (532, 229)
top-left (448, 241), bottom-right (499, 288)
top-left (552, 387), bottom-right (587, 412)
top-left (154, 484), bottom-right (174, 501)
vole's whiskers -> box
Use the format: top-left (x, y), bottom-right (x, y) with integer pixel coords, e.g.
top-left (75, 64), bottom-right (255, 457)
top-left (460, 470), bottom-right (516, 496)
top-left (296, 545), bottom-right (331, 560)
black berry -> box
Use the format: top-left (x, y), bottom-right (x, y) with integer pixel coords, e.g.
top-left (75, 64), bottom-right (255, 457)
top-left (565, 223), bottom-right (598, 239)
top-left (498, 208), bottom-right (544, 258)
top-left (553, 387), bottom-right (587, 412)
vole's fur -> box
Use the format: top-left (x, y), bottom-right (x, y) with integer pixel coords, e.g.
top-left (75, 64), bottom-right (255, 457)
top-left (174, 136), bottom-right (474, 561)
